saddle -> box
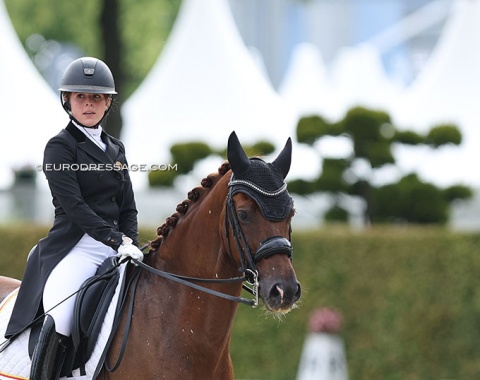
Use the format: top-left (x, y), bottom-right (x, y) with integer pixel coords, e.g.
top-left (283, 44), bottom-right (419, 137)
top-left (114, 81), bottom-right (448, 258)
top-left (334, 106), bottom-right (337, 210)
top-left (0, 257), bottom-right (123, 379)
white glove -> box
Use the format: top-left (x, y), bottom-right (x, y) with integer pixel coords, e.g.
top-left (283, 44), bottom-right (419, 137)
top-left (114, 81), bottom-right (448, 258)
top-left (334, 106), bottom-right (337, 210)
top-left (117, 236), bottom-right (144, 263)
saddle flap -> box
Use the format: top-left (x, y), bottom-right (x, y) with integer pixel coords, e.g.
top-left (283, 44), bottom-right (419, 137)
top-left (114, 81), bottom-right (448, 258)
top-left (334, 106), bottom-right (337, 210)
top-left (71, 256), bottom-right (120, 369)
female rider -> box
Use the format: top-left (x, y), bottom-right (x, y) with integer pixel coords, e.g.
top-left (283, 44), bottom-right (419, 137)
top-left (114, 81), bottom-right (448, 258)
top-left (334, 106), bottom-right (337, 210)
top-left (5, 57), bottom-right (143, 379)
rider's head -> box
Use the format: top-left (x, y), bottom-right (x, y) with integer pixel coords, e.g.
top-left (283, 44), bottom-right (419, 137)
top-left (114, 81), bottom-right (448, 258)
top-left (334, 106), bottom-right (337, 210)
top-left (58, 57), bottom-right (117, 128)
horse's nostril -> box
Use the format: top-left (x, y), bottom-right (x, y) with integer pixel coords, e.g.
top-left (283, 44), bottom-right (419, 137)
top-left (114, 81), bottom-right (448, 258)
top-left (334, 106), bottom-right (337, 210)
top-left (268, 282), bottom-right (301, 305)
top-left (267, 283), bottom-right (285, 306)
top-left (269, 283), bottom-right (282, 298)
top-left (295, 282), bottom-right (302, 301)
top-left (275, 285), bottom-right (284, 303)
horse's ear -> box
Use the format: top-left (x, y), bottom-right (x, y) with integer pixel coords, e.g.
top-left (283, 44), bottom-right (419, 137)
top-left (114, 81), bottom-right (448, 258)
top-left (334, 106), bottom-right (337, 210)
top-left (272, 138), bottom-right (292, 179)
top-left (227, 131), bottom-right (251, 175)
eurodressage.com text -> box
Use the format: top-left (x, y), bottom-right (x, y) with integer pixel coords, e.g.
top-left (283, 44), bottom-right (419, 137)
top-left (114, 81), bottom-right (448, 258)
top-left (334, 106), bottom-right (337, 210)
top-left (40, 163), bottom-right (178, 172)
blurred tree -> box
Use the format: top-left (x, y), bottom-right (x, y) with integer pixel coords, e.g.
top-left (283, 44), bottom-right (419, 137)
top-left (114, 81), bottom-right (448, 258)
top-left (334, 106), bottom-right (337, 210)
top-left (148, 139), bottom-right (276, 188)
top-left (170, 142), bottom-right (213, 175)
top-left (5, 0), bottom-right (181, 137)
top-left (216, 140), bottom-right (276, 159)
top-left (372, 174), bottom-right (465, 225)
top-left (290, 106), bottom-right (473, 225)
top-left (101, 0), bottom-right (124, 138)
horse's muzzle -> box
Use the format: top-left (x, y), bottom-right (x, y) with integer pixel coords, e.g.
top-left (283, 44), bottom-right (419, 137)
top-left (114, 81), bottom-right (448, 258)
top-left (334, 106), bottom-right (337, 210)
top-left (264, 278), bottom-right (302, 313)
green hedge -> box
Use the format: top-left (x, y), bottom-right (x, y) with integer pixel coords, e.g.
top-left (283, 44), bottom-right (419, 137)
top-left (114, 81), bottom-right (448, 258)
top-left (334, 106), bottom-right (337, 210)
top-left (1, 224), bottom-right (480, 379)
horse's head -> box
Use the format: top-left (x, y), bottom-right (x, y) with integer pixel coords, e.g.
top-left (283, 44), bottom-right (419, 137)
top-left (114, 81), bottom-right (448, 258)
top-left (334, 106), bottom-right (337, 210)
top-left (225, 132), bottom-right (301, 314)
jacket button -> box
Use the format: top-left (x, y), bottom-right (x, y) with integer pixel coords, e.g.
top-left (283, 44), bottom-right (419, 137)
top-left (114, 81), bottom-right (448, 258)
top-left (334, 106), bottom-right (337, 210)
top-left (111, 196), bottom-right (116, 202)
top-left (113, 219), bottom-right (118, 226)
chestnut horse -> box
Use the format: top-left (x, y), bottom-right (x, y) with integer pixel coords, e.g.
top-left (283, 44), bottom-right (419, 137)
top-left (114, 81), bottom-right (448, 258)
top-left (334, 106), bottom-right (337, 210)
top-left (0, 131), bottom-right (301, 379)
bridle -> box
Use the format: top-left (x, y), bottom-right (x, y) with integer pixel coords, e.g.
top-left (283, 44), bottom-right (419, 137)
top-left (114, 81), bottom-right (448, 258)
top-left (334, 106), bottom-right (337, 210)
top-left (133, 175), bottom-right (293, 309)
top-left (224, 175), bottom-right (293, 285)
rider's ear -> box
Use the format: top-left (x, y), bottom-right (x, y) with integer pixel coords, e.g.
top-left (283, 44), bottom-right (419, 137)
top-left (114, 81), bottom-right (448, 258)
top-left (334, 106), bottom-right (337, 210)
top-left (227, 131), bottom-right (251, 176)
top-left (272, 138), bottom-right (292, 179)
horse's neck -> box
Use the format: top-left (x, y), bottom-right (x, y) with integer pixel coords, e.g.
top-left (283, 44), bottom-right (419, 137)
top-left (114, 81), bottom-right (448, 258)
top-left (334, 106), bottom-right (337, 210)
top-left (134, 182), bottom-right (240, 355)
top-left (152, 178), bottom-right (235, 278)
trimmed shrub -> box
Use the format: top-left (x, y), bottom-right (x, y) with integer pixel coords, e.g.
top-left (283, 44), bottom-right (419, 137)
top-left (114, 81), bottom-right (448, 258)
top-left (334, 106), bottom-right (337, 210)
top-left (426, 124), bottom-right (462, 147)
top-left (148, 167), bottom-right (178, 187)
top-left (170, 141), bottom-right (212, 174)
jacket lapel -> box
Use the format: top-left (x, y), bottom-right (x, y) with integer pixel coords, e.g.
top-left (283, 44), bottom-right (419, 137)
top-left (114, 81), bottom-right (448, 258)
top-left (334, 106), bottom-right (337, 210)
top-left (66, 122), bottom-right (118, 164)
top-left (103, 133), bottom-right (120, 162)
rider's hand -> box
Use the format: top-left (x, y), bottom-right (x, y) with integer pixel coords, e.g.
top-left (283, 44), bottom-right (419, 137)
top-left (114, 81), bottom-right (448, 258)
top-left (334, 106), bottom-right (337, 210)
top-left (117, 236), bottom-right (144, 263)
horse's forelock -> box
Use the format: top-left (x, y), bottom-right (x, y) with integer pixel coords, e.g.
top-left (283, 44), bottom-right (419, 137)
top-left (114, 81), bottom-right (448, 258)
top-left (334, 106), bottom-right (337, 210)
top-left (148, 162), bottom-right (231, 253)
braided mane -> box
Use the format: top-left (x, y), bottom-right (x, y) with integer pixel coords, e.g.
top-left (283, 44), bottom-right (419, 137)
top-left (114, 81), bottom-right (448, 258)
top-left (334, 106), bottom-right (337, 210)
top-left (149, 162), bottom-right (231, 253)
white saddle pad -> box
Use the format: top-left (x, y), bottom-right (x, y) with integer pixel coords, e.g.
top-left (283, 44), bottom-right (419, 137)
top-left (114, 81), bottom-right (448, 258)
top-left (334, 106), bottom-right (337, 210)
top-left (0, 263), bottom-right (126, 380)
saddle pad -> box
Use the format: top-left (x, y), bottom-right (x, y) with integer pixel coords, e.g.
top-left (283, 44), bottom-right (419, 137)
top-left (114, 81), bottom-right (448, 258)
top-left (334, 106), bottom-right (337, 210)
top-left (0, 263), bottom-right (126, 380)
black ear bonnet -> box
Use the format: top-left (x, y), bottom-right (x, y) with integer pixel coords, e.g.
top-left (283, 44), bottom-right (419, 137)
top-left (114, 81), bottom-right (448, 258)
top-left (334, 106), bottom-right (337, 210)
top-left (229, 158), bottom-right (293, 221)
top-left (227, 132), bottom-right (293, 222)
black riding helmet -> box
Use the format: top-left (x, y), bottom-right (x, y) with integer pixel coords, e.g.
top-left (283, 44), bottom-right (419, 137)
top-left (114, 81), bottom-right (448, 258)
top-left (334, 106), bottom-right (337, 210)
top-left (58, 57), bottom-right (117, 128)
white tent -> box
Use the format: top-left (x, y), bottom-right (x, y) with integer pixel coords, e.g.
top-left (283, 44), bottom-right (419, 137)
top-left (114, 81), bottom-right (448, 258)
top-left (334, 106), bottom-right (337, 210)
top-left (277, 42), bottom-right (353, 165)
top-left (278, 42), bottom-right (401, 122)
top-left (391, 0), bottom-right (480, 187)
top-left (121, 0), bottom-right (298, 188)
top-left (278, 42), bottom-right (333, 120)
top-left (0, 0), bottom-right (67, 189)
top-left (277, 41), bottom-right (404, 175)
top-left (326, 43), bottom-right (402, 123)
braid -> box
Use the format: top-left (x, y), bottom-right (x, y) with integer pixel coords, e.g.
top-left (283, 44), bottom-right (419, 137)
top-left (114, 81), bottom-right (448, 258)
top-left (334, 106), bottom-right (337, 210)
top-left (148, 162), bottom-right (231, 253)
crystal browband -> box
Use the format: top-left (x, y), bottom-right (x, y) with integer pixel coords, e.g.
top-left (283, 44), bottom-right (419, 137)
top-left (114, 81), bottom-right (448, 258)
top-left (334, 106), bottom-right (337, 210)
top-left (228, 179), bottom-right (287, 197)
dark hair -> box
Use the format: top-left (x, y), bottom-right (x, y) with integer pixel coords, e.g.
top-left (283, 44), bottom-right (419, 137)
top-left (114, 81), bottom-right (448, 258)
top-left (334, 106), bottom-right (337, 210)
top-left (62, 92), bottom-right (112, 109)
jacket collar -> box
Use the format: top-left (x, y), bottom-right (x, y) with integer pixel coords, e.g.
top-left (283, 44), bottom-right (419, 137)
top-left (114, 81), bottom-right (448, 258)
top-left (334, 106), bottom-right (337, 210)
top-left (65, 122), bottom-right (120, 164)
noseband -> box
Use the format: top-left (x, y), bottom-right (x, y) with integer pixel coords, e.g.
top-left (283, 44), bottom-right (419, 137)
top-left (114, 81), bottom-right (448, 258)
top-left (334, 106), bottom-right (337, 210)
top-left (224, 176), bottom-right (293, 282)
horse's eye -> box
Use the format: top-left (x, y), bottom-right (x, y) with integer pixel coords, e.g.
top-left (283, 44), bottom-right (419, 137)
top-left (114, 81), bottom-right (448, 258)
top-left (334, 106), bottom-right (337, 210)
top-left (237, 210), bottom-right (248, 221)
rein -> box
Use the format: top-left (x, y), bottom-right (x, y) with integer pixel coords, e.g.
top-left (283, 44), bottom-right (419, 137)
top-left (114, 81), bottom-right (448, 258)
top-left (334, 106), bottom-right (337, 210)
top-left (133, 259), bottom-right (259, 307)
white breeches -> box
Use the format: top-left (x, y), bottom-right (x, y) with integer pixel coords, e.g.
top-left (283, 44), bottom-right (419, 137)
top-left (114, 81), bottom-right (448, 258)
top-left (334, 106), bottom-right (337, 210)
top-left (42, 234), bottom-right (116, 336)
